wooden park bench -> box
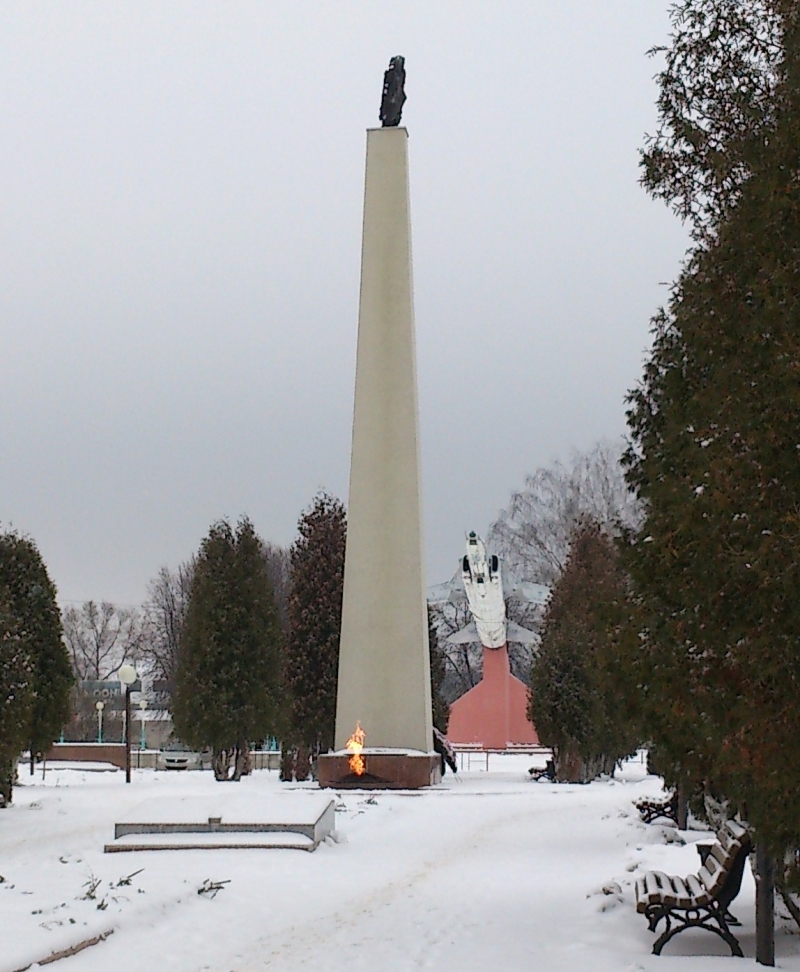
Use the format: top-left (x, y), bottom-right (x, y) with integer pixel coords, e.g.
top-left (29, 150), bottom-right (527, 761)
top-left (635, 791), bottom-right (679, 825)
top-left (635, 820), bottom-right (751, 956)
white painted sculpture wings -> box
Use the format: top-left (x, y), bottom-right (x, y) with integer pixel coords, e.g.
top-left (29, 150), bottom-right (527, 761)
top-left (444, 532), bottom-right (540, 650)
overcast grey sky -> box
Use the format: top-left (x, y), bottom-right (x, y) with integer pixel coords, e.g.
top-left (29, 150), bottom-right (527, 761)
top-left (1, 2), bottom-right (688, 605)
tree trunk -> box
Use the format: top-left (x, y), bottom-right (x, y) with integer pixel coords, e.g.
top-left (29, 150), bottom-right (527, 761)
top-left (279, 748), bottom-right (295, 782)
top-left (295, 746), bottom-right (310, 782)
top-left (212, 747), bottom-right (233, 781)
top-left (677, 778), bottom-right (687, 830)
top-left (231, 743), bottom-right (251, 781)
top-left (211, 743), bottom-right (253, 782)
top-left (0, 759), bottom-right (14, 806)
top-left (240, 745), bottom-right (252, 776)
top-left (755, 844), bottom-right (775, 966)
top-left (555, 747), bottom-right (585, 783)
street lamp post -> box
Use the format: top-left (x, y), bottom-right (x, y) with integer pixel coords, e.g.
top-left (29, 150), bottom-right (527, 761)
top-left (95, 700), bottom-right (105, 743)
top-left (138, 697), bottom-right (147, 751)
top-left (118, 664), bottom-right (138, 784)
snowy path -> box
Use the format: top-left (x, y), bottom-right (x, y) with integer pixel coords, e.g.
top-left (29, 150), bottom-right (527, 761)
top-left (2, 757), bottom-right (799, 972)
top-left (240, 790), bottom-right (626, 972)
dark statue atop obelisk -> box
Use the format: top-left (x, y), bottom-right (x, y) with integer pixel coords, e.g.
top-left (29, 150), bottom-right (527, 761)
top-left (379, 56), bottom-right (406, 127)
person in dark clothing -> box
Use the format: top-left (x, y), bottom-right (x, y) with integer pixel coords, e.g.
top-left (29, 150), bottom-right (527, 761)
top-left (433, 727), bottom-right (458, 775)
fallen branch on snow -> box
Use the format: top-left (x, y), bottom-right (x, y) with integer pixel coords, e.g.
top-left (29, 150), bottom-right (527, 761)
top-left (197, 879), bottom-right (230, 898)
top-left (10, 928), bottom-right (114, 972)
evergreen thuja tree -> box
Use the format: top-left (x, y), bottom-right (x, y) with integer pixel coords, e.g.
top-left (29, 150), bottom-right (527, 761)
top-left (173, 518), bottom-right (284, 781)
top-left (530, 521), bottom-right (636, 782)
top-left (640, 0), bottom-right (782, 239)
top-left (0, 532), bottom-right (72, 769)
top-left (620, 6), bottom-right (800, 953)
top-left (623, 11), bottom-right (800, 945)
top-left (626, 108), bottom-right (800, 842)
top-left (285, 494), bottom-right (346, 754)
top-left (0, 600), bottom-right (31, 806)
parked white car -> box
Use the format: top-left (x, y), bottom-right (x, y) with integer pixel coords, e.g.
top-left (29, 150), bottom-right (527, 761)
top-left (156, 743), bottom-right (210, 771)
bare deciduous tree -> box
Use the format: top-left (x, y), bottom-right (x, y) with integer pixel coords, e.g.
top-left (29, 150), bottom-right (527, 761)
top-left (62, 601), bottom-right (142, 680)
top-left (139, 560), bottom-right (195, 682)
top-left (262, 541), bottom-right (290, 633)
top-left (488, 440), bottom-right (642, 587)
top-left (428, 600), bottom-right (482, 704)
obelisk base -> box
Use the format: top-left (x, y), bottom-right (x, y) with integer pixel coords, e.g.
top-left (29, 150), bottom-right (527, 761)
top-left (317, 750), bottom-right (441, 790)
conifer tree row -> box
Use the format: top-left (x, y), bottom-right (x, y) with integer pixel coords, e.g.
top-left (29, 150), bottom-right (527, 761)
top-left (623, 0), bottom-right (800, 879)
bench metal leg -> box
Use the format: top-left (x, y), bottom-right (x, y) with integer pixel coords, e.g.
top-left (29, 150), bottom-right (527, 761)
top-left (647, 905), bottom-right (744, 957)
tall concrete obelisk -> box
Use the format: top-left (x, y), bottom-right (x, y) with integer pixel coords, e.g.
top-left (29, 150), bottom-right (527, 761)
top-left (319, 61), bottom-right (436, 788)
top-left (333, 123), bottom-right (433, 755)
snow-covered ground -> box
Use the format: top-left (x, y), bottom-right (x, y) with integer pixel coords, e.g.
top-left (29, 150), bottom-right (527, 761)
top-left (2, 754), bottom-right (799, 972)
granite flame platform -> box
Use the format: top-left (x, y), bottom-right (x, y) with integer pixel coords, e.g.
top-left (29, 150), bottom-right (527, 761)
top-left (317, 750), bottom-right (441, 789)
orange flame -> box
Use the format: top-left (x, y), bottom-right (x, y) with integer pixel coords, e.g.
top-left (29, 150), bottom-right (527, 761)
top-left (346, 721), bottom-right (366, 776)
